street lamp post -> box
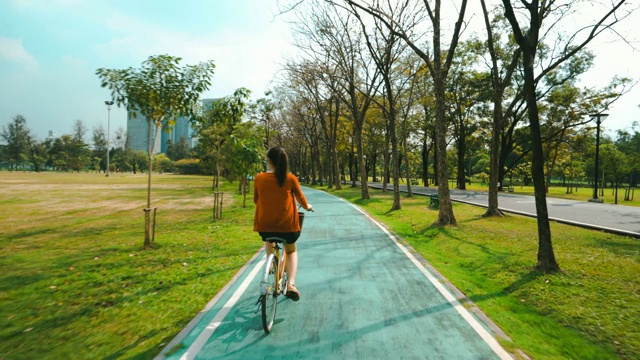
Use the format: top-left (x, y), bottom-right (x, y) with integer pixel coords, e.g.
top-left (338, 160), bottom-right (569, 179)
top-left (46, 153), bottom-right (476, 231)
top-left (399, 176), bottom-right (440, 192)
top-left (589, 113), bottom-right (608, 203)
top-left (105, 100), bottom-right (114, 177)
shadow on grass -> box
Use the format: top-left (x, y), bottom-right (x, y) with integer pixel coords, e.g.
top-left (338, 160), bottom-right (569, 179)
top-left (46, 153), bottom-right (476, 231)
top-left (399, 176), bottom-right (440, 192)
top-left (466, 270), bottom-right (545, 304)
top-left (0, 273), bottom-right (48, 292)
top-left (2, 227), bottom-right (58, 241)
top-left (353, 197), bottom-right (384, 206)
top-left (103, 329), bottom-right (163, 360)
top-left (589, 237), bottom-right (640, 258)
top-left (415, 224), bottom-right (516, 271)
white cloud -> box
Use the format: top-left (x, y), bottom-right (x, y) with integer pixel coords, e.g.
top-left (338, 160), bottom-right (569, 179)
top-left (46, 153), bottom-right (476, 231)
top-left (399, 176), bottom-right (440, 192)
top-left (61, 54), bottom-right (88, 68)
top-left (0, 37), bottom-right (37, 67)
top-left (94, 7), bottom-right (294, 100)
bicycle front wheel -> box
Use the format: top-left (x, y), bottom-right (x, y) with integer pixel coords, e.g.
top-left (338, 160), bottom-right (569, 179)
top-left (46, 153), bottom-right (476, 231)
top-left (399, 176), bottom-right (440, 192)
top-left (261, 254), bottom-right (278, 333)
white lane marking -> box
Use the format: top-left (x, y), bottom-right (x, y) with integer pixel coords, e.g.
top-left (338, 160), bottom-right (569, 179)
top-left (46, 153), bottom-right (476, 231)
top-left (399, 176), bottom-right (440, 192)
top-left (179, 255), bottom-right (266, 360)
top-left (340, 198), bottom-right (513, 360)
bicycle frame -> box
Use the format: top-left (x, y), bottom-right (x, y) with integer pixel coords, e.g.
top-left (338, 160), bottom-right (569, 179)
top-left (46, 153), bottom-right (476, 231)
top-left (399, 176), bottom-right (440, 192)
top-left (266, 239), bottom-right (287, 295)
top-left (259, 238), bottom-right (288, 333)
top-left (259, 207), bottom-right (311, 333)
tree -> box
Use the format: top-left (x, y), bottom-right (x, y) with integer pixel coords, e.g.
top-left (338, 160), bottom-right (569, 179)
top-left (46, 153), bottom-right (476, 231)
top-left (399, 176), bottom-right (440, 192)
top-left (339, 0), bottom-right (468, 226)
top-left (500, 0), bottom-right (629, 272)
top-left (153, 153), bottom-right (174, 174)
top-left (446, 40), bottom-right (489, 191)
top-left (72, 119), bottom-right (88, 143)
top-left (287, 60), bottom-right (344, 190)
top-left (69, 120), bottom-right (91, 172)
top-left (166, 136), bottom-right (191, 161)
top-left (250, 92), bottom-right (278, 149)
top-left (1, 115), bottom-right (32, 171)
top-left (477, 0), bottom-right (521, 217)
top-left (97, 54), bottom-right (216, 247)
top-left (49, 135), bottom-right (75, 171)
top-left (615, 125), bottom-right (640, 187)
top-left (112, 127), bottom-right (132, 172)
top-left (192, 88), bottom-right (251, 191)
top-left (92, 124), bottom-right (107, 173)
top-left (27, 135), bottom-right (48, 172)
top-left (351, 1), bottom-right (416, 210)
top-left (131, 150), bottom-right (148, 174)
top-left (601, 144), bottom-right (629, 204)
top-left (225, 122), bottom-right (265, 207)
top-left (293, 1), bottom-right (381, 199)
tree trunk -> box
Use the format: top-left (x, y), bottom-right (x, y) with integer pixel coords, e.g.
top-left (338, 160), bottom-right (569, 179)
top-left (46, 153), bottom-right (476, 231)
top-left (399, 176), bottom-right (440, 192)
top-left (522, 51), bottom-right (559, 272)
top-left (402, 115), bottom-right (413, 197)
top-left (421, 129), bottom-right (432, 187)
top-left (484, 88), bottom-right (506, 217)
top-left (372, 152), bottom-right (378, 182)
top-left (333, 147), bottom-right (342, 190)
top-left (144, 119), bottom-right (158, 247)
top-left (432, 128), bottom-right (439, 187)
top-left (350, 143), bottom-right (357, 187)
top-left (456, 133), bottom-right (466, 190)
top-left (404, 140), bottom-right (413, 197)
top-left (433, 73), bottom-right (456, 225)
top-left (332, 99), bottom-right (342, 190)
top-left (382, 129), bottom-right (390, 192)
top-left (389, 106), bottom-right (401, 210)
top-left (242, 176), bottom-right (248, 208)
top-left (356, 125), bottom-right (370, 199)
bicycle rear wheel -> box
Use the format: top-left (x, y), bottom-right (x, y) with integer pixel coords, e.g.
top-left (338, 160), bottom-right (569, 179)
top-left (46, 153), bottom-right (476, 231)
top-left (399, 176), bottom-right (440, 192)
top-left (261, 254), bottom-right (278, 333)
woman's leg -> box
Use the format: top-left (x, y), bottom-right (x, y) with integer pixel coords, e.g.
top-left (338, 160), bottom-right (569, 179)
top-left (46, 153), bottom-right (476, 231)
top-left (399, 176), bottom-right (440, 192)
top-left (284, 243), bottom-right (298, 286)
top-left (284, 243), bottom-right (301, 300)
top-left (264, 241), bottom-right (275, 256)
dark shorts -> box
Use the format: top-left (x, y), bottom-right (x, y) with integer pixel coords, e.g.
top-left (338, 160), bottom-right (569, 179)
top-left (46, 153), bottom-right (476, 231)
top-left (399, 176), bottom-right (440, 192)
top-left (259, 232), bottom-right (301, 244)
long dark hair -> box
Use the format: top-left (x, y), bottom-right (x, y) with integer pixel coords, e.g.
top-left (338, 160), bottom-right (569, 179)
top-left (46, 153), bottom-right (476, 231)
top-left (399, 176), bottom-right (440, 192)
top-left (267, 146), bottom-right (289, 187)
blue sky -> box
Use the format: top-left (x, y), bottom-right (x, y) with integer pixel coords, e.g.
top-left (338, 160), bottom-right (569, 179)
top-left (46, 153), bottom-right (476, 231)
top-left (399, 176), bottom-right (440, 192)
top-left (0, 0), bottom-right (294, 140)
top-left (1, 0), bottom-right (639, 142)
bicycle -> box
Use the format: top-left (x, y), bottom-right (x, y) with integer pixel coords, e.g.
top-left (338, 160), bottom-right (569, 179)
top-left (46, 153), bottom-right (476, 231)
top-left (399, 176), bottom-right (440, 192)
top-left (259, 236), bottom-right (288, 333)
top-left (258, 209), bottom-right (311, 333)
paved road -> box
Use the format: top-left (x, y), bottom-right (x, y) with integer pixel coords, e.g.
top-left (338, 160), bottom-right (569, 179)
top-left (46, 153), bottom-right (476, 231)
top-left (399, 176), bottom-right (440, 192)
top-left (156, 188), bottom-right (514, 360)
top-left (367, 183), bottom-right (640, 238)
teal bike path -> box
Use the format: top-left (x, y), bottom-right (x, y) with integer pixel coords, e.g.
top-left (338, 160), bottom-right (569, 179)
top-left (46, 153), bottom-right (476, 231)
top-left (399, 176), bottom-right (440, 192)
top-left (156, 188), bottom-right (513, 360)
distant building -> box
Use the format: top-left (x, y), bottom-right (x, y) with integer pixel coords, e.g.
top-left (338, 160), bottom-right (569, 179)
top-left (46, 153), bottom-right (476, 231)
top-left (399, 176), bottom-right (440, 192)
top-left (126, 99), bottom-right (221, 154)
top-left (127, 114), bottom-right (162, 154)
top-left (202, 98), bottom-right (218, 111)
top-left (127, 114), bottom-right (193, 154)
top-left (197, 98), bottom-right (222, 148)
top-left (47, 130), bottom-right (57, 140)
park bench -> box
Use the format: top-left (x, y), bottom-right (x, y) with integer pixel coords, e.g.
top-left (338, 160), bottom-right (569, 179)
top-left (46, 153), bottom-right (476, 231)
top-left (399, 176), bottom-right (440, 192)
top-left (411, 179), bottom-right (418, 185)
top-left (508, 186), bottom-right (514, 192)
top-left (429, 194), bottom-right (440, 208)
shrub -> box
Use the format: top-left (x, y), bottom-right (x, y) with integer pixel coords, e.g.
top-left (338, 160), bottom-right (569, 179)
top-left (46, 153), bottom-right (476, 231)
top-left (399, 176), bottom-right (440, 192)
top-left (153, 153), bottom-right (174, 173)
top-left (174, 158), bottom-right (201, 174)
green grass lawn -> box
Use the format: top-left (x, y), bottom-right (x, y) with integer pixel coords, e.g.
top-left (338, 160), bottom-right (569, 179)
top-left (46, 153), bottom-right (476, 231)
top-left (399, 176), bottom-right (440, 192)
top-left (1, 172), bottom-right (638, 359)
top-left (0, 172), bottom-right (262, 360)
top-left (468, 183), bottom-right (640, 207)
top-left (390, 178), bottom-right (639, 207)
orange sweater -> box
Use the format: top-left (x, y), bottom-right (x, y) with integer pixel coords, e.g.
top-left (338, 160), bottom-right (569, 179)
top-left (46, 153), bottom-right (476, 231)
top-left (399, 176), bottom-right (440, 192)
top-left (253, 172), bottom-right (309, 233)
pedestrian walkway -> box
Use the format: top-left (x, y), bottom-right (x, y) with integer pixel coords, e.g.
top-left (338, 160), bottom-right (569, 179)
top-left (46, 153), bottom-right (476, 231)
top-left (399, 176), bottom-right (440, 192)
top-left (368, 183), bottom-right (640, 238)
top-left (156, 188), bottom-right (514, 360)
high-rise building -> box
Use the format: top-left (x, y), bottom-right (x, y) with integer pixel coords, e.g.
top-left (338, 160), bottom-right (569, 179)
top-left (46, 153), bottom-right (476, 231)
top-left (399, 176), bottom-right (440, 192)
top-left (127, 98), bottom-right (220, 153)
top-left (127, 115), bottom-right (162, 154)
top-left (127, 114), bottom-right (193, 154)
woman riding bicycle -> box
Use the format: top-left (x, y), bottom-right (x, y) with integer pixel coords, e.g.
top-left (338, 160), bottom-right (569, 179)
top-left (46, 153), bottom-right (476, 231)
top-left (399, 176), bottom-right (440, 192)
top-left (253, 146), bottom-right (312, 301)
